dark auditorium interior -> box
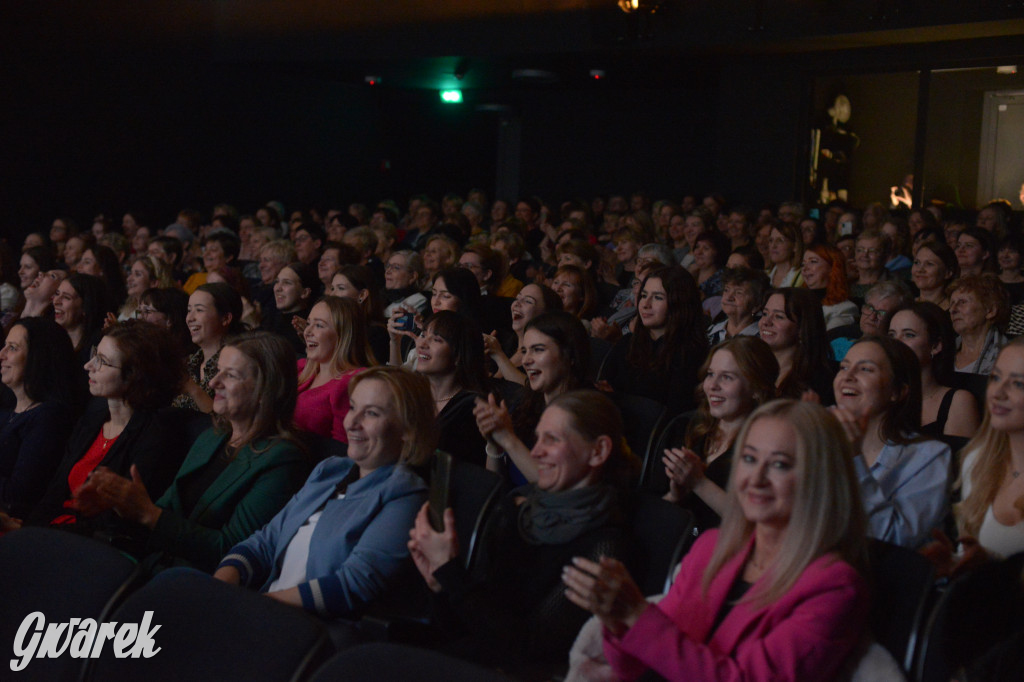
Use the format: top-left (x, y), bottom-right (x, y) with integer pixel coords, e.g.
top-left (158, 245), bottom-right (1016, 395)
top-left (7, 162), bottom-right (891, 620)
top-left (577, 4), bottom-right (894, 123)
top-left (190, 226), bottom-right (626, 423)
top-left (3, 2), bottom-right (1024, 681)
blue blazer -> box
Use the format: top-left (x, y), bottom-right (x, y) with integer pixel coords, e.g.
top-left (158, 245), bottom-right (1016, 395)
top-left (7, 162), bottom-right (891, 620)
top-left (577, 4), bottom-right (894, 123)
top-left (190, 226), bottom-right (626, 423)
top-left (219, 457), bottom-right (427, 618)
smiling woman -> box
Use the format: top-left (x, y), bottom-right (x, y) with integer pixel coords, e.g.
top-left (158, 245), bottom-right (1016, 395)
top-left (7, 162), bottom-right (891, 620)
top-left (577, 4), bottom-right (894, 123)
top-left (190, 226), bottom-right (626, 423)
top-left (212, 366), bottom-right (432, 620)
top-left (564, 400), bottom-right (869, 682)
top-left (293, 296), bottom-right (373, 443)
top-left (82, 331), bottom-right (310, 571)
top-left (408, 389), bottom-right (632, 674)
top-left (832, 335), bottom-right (951, 549)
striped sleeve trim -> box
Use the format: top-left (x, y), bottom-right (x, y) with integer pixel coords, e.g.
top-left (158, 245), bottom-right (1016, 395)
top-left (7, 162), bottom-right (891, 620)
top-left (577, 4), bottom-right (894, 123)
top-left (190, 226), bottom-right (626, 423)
top-left (219, 553), bottom-right (255, 584)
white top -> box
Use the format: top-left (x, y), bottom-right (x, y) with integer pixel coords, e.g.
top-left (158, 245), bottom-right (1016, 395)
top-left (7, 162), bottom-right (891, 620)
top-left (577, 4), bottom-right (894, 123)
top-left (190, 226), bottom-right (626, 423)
top-left (822, 300), bottom-right (859, 330)
top-left (961, 448), bottom-right (1024, 558)
top-left (268, 491), bottom-right (344, 591)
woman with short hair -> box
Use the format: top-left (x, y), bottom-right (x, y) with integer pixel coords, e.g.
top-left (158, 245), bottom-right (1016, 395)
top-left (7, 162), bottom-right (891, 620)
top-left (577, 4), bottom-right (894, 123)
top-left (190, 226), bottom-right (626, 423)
top-left (213, 366), bottom-right (432, 619)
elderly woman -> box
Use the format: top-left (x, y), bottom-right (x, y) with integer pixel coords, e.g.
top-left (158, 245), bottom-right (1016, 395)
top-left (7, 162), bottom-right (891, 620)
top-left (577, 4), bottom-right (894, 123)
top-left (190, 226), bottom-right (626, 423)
top-left (912, 240), bottom-right (958, 310)
top-left (707, 268), bottom-right (769, 345)
top-left (383, 250), bottom-right (429, 319)
top-left (0, 319), bottom-right (80, 520)
top-left (17, 321), bottom-right (187, 535)
top-left (212, 366), bottom-right (431, 619)
top-left (564, 400), bottom-right (869, 681)
top-left (422, 235), bottom-right (460, 282)
top-left (850, 230), bottom-right (892, 302)
top-left (83, 332), bottom-right (310, 571)
top-left (410, 390), bottom-right (632, 672)
top-left (950, 273), bottom-right (1010, 375)
top-left (801, 243), bottom-right (858, 330)
top-left (832, 336), bottom-right (952, 548)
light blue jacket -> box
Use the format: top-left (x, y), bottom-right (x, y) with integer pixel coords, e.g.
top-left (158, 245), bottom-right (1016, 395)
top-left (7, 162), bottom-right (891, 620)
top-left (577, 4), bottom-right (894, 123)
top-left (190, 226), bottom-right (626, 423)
top-left (219, 457), bottom-right (426, 618)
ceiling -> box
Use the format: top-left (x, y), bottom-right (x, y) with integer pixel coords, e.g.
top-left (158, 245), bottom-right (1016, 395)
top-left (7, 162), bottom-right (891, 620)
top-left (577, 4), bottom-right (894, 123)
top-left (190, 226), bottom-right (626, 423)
top-left (7, 1), bottom-right (1024, 91)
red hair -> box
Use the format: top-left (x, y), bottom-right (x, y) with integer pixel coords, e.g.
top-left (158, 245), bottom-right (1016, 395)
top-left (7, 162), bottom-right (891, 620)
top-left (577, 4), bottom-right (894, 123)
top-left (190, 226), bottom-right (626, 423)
top-left (806, 243), bottom-right (850, 305)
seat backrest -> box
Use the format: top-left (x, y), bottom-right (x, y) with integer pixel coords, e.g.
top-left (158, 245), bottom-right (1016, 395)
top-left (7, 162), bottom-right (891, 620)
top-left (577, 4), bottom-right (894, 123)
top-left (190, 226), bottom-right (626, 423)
top-left (309, 642), bottom-right (511, 682)
top-left (868, 539), bottom-right (936, 673)
top-left (158, 406), bottom-right (213, 453)
top-left (588, 336), bottom-right (613, 382)
top-left (83, 567), bottom-right (332, 682)
top-left (626, 490), bottom-right (697, 596)
top-left (445, 458), bottom-right (504, 572)
top-left (641, 411), bottom-right (695, 493)
top-left (612, 393), bottom-right (669, 481)
top-left (0, 527), bottom-right (143, 682)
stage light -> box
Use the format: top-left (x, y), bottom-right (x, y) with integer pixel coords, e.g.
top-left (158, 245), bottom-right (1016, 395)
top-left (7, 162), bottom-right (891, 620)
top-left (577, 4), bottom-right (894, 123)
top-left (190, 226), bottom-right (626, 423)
top-left (440, 90), bottom-right (463, 103)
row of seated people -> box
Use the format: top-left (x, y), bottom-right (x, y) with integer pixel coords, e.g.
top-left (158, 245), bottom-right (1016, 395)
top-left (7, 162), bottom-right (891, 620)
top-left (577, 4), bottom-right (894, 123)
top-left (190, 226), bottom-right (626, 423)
top-left (1, 289), bottom-right (1023, 676)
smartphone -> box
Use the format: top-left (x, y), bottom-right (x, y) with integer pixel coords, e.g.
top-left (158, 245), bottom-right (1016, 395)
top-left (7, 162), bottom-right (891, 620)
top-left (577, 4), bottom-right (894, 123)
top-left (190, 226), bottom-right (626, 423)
top-left (428, 451), bottom-right (453, 533)
top-left (397, 313), bottom-right (416, 332)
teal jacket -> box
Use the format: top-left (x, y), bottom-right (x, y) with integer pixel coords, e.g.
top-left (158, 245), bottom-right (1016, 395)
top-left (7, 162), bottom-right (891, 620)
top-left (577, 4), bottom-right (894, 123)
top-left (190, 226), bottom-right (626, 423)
top-left (148, 428), bottom-right (311, 572)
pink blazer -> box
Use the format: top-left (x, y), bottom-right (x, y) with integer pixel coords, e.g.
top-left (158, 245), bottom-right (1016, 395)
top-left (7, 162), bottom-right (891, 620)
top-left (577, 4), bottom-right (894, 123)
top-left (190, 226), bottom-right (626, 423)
top-left (603, 530), bottom-right (868, 681)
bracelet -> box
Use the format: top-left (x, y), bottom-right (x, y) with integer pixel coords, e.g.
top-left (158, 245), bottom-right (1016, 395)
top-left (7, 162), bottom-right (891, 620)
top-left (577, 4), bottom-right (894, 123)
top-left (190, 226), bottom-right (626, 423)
top-left (485, 442), bottom-right (505, 460)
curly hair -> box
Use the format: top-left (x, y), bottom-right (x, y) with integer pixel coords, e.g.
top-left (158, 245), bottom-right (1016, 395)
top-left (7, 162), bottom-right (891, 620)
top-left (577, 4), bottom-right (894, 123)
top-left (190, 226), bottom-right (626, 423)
top-left (103, 320), bottom-right (185, 410)
top-left (804, 243), bottom-right (850, 305)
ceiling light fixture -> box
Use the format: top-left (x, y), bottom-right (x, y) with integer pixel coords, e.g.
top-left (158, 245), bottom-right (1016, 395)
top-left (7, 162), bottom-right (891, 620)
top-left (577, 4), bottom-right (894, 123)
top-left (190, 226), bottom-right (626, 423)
top-left (618, 0), bottom-right (662, 13)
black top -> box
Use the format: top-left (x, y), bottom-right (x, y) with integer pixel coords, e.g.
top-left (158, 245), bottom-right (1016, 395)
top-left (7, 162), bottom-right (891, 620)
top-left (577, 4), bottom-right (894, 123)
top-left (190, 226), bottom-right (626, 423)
top-left (436, 391), bottom-right (487, 468)
top-left (431, 491), bottom-right (628, 674)
top-left (0, 402), bottom-right (74, 517)
top-left (602, 335), bottom-right (701, 413)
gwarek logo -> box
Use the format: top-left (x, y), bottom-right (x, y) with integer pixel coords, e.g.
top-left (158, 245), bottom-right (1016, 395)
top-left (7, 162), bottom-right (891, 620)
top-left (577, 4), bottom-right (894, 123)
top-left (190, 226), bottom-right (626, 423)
top-left (10, 611), bottom-right (161, 672)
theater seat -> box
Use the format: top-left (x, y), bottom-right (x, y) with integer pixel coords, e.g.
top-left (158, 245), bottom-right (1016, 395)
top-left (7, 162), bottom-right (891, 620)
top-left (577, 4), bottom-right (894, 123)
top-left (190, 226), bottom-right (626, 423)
top-left (82, 567), bottom-right (333, 682)
top-left (611, 393), bottom-right (669, 479)
top-left (640, 410), bottom-right (695, 494)
top-left (0, 527), bottom-right (144, 682)
top-left (626, 490), bottom-right (696, 596)
top-left (868, 539), bottom-right (936, 675)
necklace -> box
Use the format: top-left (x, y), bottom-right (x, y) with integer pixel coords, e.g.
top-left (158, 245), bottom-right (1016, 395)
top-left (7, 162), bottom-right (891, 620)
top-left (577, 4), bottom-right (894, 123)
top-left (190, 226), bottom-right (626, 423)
top-left (434, 390), bottom-right (460, 403)
top-left (99, 433), bottom-right (117, 450)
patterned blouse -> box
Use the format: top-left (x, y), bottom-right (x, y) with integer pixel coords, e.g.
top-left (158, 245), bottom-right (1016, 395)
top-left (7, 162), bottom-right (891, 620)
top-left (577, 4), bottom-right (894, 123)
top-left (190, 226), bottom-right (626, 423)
top-left (172, 347), bottom-right (221, 411)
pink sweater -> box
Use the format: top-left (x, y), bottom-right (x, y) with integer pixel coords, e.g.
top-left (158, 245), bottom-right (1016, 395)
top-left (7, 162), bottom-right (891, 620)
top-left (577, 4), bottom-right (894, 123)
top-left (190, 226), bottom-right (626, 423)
top-left (294, 361), bottom-right (364, 443)
top-left (603, 530), bottom-right (868, 682)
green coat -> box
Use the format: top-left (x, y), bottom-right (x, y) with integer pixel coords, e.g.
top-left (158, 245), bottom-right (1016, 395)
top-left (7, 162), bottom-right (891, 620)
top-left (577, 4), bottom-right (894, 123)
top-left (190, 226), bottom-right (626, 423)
top-left (148, 428), bottom-right (311, 572)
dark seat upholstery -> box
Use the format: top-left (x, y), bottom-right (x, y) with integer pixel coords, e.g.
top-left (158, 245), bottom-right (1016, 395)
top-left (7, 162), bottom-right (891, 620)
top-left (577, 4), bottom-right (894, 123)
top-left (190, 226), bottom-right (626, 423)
top-left (641, 410), bottom-right (695, 493)
top-left (611, 393), bottom-right (669, 482)
top-left (82, 567), bottom-right (333, 682)
top-left (0, 527), bottom-right (144, 682)
top-left (868, 539), bottom-right (936, 675)
top-left (626, 490), bottom-right (696, 596)
top-left (309, 642), bottom-right (513, 682)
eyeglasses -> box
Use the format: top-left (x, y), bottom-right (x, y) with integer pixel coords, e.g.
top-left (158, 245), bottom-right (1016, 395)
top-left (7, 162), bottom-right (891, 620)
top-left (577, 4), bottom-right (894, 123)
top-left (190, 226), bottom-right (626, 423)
top-left (88, 346), bottom-right (121, 370)
top-left (862, 303), bottom-right (890, 319)
top-left (855, 247), bottom-right (882, 256)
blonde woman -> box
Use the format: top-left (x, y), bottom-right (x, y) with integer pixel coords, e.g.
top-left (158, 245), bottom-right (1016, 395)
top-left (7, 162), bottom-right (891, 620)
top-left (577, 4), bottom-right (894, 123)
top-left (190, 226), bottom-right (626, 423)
top-left (564, 400), bottom-right (869, 681)
top-left (294, 296), bottom-right (374, 443)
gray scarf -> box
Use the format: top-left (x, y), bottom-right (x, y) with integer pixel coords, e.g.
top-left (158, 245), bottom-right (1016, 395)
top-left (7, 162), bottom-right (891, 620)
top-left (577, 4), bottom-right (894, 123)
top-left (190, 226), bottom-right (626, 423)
top-left (514, 483), bottom-right (618, 546)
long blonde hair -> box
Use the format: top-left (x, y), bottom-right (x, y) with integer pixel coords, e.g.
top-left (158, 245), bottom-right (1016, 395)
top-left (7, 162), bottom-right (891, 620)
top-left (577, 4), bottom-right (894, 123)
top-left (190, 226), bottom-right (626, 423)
top-left (702, 400), bottom-right (868, 606)
top-left (957, 339), bottom-right (1024, 536)
top-left (297, 296), bottom-right (374, 385)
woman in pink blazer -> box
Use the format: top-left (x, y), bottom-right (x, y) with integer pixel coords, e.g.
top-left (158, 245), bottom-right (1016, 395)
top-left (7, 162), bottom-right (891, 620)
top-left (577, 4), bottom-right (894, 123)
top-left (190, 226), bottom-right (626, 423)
top-left (563, 399), bottom-right (870, 681)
